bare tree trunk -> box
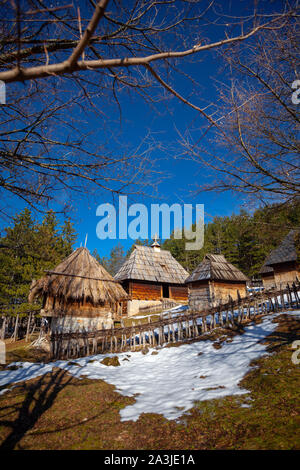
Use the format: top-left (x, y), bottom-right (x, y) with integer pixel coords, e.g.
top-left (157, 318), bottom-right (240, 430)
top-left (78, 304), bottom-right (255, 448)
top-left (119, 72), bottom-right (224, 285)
top-left (12, 314), bottom-right (19, 343)
top-left (1, 316), bottom-right (6, 340)
top-left (30, 322), bottom-right (36, 338)
top-left (25, 313), bottom-right (32, 342)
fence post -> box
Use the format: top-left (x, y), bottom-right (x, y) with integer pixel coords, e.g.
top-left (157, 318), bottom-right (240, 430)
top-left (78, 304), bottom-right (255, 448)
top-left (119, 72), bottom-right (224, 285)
top-left (292, 282), bottom-right (300, 308)
top-left (218, 306), bottom-right (223, 326)
top-left (286, 283), bottom-right (293, 308)
top-left (202, 316), bottom-right (207, 333)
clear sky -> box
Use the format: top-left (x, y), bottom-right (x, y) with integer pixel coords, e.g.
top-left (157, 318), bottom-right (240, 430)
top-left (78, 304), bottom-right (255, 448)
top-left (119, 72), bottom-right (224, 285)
top-left (3, 0), bottom-right (284, 257)
top-left (71, 48), bottom-right (244, 257)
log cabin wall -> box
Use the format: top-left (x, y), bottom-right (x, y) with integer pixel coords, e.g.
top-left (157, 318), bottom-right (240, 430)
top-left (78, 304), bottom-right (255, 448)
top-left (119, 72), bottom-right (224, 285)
top-left (123, 281), bottom-right (162, 316)
top-left (128, 281), bottom-right (188, 302)
top-left (188, 280), bottom-right (211, 311)
top-left (211, 281), bottom-right (247, 305)
top-left (121, 281), bottom-right (188, 316)
top-left (129, 281), bottom-right (162, 300)
top-left (188, 280), bottom-right (247, 311)
top-left (262, 273), bottom-right (276, 290)
top-left (169, 284), bottom-right (188, 302)
top-left (273, 262), bottom-right (300, 286)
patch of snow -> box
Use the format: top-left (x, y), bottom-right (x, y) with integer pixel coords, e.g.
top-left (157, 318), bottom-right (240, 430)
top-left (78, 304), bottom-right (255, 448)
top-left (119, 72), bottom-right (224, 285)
top-left (0, 362), bottom-right (56, 388)
top-left (0, 311), bottom-right (299, 422)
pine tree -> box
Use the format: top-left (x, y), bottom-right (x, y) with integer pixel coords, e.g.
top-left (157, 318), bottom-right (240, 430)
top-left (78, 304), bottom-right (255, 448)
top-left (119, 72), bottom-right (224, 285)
top-left (161, 200), bottom-right (300, 277)
top-left (0, 208), bottom-right (78, 319)
top-left (61, 218), bottom-right (77, 257)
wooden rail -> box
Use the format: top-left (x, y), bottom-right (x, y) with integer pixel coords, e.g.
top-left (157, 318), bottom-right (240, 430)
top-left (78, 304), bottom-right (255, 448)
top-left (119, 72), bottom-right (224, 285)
top-left (50, 281), bottom-right (300, 359)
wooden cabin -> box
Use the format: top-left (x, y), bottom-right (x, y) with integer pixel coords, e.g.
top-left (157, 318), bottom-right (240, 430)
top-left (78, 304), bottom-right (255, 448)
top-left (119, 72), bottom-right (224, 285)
top-left (114, 239), bottom-right (189, 315)
top-left (260, 230), bottom-right (300, 289)
top-left (258, 264), bottom-right (275, 290)
top-left (186, 254), bottom-right (249, 311)
top-left (28, 247), bottom-right (128, 333)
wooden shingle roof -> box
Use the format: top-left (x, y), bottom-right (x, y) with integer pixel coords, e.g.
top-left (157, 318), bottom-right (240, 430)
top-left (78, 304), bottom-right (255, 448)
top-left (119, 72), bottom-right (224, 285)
top-left (185, 254), bottom-right (249, 283)
top-left (114, 245), bottom-right (189, 284)
top-left (258, 263), bottom-right (274, 275)
top-left (264, 230), bottom-right (299, 267)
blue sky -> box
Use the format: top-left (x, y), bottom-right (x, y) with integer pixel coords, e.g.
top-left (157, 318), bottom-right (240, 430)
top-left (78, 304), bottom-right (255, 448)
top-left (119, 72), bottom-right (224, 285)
top-left (3, 0), bottom-right (282, 257)
top-left (69, 30), bottom-right (246, 256)
top-left (71, 49), bottom-right (243, 257)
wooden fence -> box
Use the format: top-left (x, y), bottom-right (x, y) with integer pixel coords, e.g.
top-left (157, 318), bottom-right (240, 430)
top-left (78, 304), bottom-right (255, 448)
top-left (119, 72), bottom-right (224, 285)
top-left (50, 281), bottom-right (300, 359)
top-left (137, 299), bottom-right (183, 315)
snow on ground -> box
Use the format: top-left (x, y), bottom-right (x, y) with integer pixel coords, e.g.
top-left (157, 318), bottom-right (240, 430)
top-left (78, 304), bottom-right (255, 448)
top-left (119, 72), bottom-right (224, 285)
top-left (0, 310), bottom-right (300, 422)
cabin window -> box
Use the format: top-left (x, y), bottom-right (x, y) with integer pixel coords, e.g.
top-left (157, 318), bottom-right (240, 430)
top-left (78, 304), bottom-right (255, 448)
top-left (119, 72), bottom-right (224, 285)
top-left (162, 284), bottom-right (169, 298)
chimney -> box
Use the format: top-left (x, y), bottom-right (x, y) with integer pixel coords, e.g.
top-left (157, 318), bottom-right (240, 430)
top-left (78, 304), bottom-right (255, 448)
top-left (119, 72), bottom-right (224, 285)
top-left (151, 233), bottom-right (161, 252)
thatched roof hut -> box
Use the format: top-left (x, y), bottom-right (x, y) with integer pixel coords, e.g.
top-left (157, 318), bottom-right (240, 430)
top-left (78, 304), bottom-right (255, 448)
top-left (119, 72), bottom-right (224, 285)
top-left (114, 242), bottom-right (189, 315)
top-left (260, 230), bottom-right (300, 288)
top-left (186, 254), bottom-right (249, 311)
top-left (29, 247), bottom-right (127, 331)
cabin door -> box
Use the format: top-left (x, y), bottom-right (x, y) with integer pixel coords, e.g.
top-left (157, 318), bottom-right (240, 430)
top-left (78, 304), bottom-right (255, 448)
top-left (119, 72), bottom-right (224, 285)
top-left (162, 284), bottom-right (170, 298)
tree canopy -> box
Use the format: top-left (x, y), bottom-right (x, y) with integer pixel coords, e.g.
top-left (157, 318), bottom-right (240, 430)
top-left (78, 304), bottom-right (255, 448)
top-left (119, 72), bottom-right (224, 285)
top-left (162, 200), bottom-right (300, 276)
top-left (0, 209), bottom-right (77, 317)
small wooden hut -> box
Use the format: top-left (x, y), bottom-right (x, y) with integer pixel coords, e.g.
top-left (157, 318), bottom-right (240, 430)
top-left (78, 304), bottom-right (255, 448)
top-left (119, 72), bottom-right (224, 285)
top-left (114, 239), bottom-right (189, 315)
top-left (28, 247), bottom-right (128, 332)
top-left (258, 264), bottom-right (275, 290)
top-left (186, 254), bottom-right (249, 311)
top-left (260, 230), bottom-right (300, 288)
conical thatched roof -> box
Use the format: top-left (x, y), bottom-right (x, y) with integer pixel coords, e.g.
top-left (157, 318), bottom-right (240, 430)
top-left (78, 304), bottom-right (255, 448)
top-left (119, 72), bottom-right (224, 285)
top-left (263, 229), bottom-right (299, 267)
top-left (29, 247), bottom-right (127, 305)
top-left (186, 254), bottom-right (249, 283)
top-left (114, 245), bottom-right (189, 284)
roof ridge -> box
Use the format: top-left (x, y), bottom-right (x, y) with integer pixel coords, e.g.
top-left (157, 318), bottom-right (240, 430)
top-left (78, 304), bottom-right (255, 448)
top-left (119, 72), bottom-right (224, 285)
top-left (134, 244), bottom-right (170, 253)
